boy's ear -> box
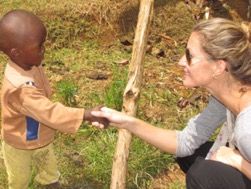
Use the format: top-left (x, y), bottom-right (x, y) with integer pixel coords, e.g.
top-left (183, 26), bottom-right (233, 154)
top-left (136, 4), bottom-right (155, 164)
top-left (10, 48), bottom-right (21, 58)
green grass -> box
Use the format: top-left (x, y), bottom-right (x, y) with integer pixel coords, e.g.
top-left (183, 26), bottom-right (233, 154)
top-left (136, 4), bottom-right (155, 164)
top-left (127, 139), bottom-right (174, 189)
top-left (103, 65), bottom-right (128, 110)
top-left (55, 79), bottom-right (79, 107)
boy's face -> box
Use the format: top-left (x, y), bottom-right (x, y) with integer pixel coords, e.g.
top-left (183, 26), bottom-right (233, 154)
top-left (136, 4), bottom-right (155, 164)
top-left (11, 28), bottom-right (46, 70)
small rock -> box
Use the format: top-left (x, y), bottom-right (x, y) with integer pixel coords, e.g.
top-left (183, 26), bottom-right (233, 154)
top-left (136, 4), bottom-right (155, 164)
top-left (86, 71), bottom-right (108, 80)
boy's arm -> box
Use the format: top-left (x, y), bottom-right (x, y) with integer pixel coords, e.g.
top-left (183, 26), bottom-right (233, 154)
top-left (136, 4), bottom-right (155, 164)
top-left (8, 86), bottom-right (108, 133)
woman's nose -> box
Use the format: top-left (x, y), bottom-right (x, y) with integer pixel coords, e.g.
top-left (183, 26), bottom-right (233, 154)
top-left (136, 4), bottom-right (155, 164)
top-left (178, 54), bottom-right (187, 66)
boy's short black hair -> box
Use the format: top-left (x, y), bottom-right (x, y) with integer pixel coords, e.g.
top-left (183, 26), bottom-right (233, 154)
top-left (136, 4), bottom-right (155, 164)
top-left (0, 9), bottom-right (46, 53)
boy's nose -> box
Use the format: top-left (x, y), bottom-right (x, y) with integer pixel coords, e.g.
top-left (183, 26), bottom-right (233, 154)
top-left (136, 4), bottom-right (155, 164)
top-left (178, 54), bottom-right (187, 66)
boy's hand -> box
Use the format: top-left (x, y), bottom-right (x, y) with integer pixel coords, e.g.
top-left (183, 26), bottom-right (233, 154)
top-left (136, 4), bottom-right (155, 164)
top-left (84, 106), bottom-right (110, 128)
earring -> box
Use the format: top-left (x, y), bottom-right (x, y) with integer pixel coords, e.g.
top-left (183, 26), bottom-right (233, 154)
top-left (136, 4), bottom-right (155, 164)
top-left (239, 87), bottom-right (247, 94)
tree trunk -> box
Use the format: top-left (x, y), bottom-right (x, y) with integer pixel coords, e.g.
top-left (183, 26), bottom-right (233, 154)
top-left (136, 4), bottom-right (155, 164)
top-left (110, 0), bottom-right (154, 188)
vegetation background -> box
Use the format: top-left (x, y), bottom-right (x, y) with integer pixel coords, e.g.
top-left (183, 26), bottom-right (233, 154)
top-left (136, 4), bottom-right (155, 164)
top-left (0, 0), bottom-right (249, 188)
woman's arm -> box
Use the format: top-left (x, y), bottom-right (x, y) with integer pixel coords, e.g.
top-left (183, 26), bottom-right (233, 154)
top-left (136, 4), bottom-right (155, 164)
top-left (176, 96), bottom-right (226, 157)
top-left (92, 107), bottom-right (178, 154)
top-left (126, 119), bottom-right (178, 154)
top-left (92, 96), bottom-right (226, 157)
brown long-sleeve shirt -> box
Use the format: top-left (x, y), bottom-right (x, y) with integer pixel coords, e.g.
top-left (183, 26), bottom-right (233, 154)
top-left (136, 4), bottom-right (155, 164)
top-left (1, 62), bottom-right (85, 149)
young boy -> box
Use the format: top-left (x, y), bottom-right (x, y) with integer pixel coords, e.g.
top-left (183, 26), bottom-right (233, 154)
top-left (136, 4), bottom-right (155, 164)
top-left (0, 9), bottom-right (108, 189)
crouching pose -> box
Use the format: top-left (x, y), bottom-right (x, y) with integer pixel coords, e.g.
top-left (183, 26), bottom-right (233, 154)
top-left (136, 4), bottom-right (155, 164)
top-left (92, 18), bottom-right (251, 189)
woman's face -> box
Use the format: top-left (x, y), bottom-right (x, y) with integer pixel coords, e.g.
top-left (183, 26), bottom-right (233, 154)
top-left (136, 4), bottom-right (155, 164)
top-left (178, 32), bottom-right (216, 88)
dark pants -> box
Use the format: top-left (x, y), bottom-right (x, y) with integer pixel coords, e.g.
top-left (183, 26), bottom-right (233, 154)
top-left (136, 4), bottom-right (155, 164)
top-left (176, 142), bottom-right (251, 189)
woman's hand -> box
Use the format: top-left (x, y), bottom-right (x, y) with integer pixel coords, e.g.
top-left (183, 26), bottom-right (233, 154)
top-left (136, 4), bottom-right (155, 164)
top-left (210, 146), bottom-right (242, 170)
top-left (91, 107), bottom-right (136, 129)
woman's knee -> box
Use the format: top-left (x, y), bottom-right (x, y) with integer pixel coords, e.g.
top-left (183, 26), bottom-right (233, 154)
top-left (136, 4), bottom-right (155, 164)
top-left (186, 158), bottom-right (246, 189)
top-left (186, 158), bottom-right (209, 189)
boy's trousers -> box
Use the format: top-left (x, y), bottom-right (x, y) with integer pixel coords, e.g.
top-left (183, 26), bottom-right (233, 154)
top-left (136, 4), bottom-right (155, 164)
top-left (2, 141), bottom-right (60, 189)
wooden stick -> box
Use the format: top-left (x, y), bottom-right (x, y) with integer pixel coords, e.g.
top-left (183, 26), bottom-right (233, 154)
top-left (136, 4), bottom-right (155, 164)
top-left (110, 0), bottom-right (154, 188)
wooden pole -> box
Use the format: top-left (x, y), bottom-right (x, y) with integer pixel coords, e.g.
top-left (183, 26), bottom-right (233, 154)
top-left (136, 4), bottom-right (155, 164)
top-left (110, 0), bottom-right (154, 188)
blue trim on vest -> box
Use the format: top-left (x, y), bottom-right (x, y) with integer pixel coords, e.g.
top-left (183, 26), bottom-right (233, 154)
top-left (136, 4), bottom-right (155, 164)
top-left (26, 116), bottom-right (39, 140)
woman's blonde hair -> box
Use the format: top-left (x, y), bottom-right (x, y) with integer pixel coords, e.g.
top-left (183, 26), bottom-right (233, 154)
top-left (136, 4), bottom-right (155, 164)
top-left (193, 18), bottom-right (251, 84)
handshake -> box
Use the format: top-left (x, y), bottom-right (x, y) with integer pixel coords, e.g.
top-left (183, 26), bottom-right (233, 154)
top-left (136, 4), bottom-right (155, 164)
top-left (84, 106), bottom-right (110, 128)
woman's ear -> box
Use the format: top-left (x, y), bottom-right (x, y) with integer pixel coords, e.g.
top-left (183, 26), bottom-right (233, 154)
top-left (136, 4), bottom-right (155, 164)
top-left (213, 60), bottom-right (227, 77)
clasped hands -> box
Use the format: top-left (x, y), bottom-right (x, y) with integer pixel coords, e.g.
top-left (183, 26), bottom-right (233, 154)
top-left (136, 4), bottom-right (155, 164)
top-left (84, 106), bottom-right (110, 128)
top-left (84, 106), bottom-right (134, 129)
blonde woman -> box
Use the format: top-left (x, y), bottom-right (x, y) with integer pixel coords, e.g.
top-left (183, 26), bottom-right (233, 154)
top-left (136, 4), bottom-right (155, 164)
top-left (92, 18), bottom-right (251, 189)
